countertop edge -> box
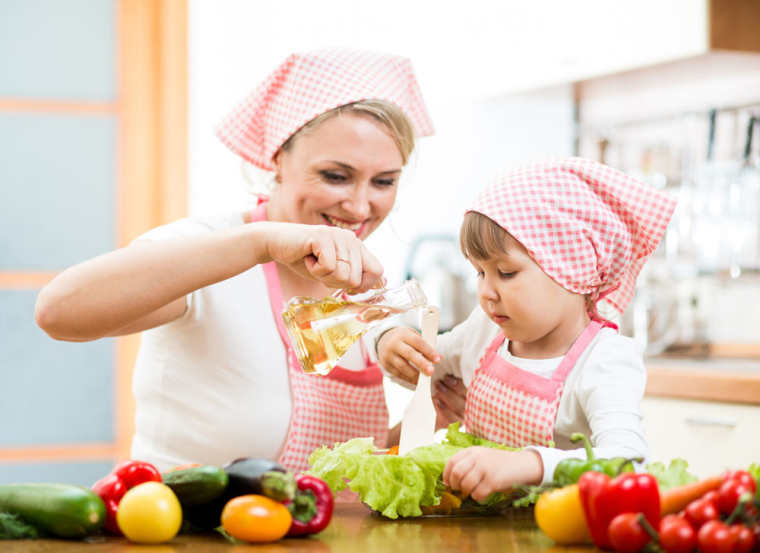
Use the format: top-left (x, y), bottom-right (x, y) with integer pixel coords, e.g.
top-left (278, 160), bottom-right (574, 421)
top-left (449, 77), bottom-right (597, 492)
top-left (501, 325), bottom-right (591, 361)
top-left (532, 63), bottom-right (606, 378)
top-left (646, 366), bottom-right (760, 405)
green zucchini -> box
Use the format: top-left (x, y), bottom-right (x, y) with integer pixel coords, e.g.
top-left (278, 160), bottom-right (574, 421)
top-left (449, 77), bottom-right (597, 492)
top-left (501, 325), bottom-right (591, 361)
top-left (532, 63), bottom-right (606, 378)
top-left (0, 483), bottom-right (105, 538)
top-left (162, 465), bottom-right (228, 507)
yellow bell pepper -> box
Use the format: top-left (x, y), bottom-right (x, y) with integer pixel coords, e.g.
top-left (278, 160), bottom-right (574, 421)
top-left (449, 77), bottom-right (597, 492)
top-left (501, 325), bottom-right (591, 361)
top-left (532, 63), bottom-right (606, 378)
top-left (533, 484), bottom-right (590, 544)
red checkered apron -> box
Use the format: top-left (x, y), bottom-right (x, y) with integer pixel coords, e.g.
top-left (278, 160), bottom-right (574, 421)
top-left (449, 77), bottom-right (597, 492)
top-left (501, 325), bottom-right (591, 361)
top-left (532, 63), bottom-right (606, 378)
top-left (464, 320), bottom-right (605, 448)
top-left (251, 203), bottom-right (389, 473)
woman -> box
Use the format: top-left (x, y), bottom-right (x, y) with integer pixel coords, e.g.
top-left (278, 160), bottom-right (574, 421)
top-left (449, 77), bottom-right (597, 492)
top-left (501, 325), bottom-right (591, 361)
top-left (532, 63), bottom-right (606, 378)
top-left (35, 50), bottom-right (434, 472)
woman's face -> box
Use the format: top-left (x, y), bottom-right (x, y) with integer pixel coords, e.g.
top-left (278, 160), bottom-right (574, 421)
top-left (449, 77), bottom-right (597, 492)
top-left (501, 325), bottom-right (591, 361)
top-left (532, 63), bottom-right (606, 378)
top-left (269, 112), bottom-right (403, 240)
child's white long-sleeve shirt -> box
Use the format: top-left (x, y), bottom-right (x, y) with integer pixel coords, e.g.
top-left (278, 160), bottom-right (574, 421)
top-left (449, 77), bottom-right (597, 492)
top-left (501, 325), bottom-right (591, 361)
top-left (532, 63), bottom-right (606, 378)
top-left (395, 306), bottom-right (649, 485)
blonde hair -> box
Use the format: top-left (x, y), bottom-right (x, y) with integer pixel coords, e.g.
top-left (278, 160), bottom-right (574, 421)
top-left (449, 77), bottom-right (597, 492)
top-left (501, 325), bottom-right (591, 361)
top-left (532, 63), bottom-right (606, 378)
top-left (279, 99), bottom-right (416, 164)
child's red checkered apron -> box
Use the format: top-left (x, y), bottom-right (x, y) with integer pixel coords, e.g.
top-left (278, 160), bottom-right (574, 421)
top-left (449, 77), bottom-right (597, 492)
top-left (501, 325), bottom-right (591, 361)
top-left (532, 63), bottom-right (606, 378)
top-left (251, 203), bottom-right (389, 473)
top-left (464, 320), bottom-right (604, 447)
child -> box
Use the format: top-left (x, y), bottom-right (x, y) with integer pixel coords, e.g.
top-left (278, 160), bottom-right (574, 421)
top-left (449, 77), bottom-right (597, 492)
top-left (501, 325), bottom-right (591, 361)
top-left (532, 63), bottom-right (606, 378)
top-left (377, 158), bottom-right (677, 502)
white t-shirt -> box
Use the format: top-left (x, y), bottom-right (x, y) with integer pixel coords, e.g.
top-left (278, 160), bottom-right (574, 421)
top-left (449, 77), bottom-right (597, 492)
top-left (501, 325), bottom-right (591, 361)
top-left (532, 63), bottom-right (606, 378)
top-left (130, 212), bottom-right (369, 471)
top-left (431, 306), bottom-right (649, 485)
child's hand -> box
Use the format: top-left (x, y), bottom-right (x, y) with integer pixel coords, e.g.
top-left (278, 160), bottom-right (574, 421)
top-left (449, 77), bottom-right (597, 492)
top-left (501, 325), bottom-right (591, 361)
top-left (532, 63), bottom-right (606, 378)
top-left (433, 376), bottom-right (466, 430)
top-left (442, 447), bottom-right (543, 502)
top-left (376, 327), bottom-right (441, 385)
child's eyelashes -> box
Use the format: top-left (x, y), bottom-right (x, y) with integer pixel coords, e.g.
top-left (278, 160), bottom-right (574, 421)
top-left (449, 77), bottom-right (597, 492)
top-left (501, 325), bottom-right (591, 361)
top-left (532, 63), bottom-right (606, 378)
top-left (474, 269), bottom-right (516, 279)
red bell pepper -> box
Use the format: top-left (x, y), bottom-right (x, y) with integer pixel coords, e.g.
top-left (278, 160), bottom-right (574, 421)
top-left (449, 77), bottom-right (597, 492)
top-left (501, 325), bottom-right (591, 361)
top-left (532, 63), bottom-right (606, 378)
top-left (286, 474), bottom-right (334, 537)
top-left (92, 460), bottom-right (162, 534)
top-left (578, 470), bottom-right (661, 550)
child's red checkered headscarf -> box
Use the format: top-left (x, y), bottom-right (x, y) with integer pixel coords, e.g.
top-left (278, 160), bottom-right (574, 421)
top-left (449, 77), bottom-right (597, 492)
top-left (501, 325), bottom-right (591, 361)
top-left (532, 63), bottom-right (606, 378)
top-left (470, 158), bottom-right (677, 315)
top-left (216, 49), bottom-right (434, 171)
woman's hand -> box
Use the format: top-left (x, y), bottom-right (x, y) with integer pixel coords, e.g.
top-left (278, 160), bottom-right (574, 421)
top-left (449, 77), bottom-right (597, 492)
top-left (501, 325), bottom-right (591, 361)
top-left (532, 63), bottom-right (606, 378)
top-left (376, 327), bottom-right (441, 385)
top-left (433, 376), bottom-right (466, 430)
top-left (442, 447), bottom-right (544, 502)
top-left (264, 222), bottom-right (384, 292)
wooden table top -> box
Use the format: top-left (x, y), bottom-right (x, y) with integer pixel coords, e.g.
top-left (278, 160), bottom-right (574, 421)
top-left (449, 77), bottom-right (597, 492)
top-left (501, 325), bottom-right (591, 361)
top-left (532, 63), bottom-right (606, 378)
top-left (1, 501), bottom-right (591, 553)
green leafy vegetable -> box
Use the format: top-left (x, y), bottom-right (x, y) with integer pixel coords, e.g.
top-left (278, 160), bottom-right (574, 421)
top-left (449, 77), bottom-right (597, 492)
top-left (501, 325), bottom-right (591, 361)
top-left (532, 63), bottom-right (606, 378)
top-left (748, 463), bottom-right (760, 501)
top-left (307, 423), bottom-right (519, 518)
top-left (645, 458), bottom-right (697, 492)
top-left (444, 422), bottom-right (518, 450)
top-left (0, 512), bottom-right (40, 540)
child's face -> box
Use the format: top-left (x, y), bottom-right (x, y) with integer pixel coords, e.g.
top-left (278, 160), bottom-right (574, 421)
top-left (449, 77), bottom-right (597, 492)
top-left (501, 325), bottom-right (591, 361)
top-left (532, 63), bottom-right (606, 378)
top-left (468, 236), bottom-right (587, 355)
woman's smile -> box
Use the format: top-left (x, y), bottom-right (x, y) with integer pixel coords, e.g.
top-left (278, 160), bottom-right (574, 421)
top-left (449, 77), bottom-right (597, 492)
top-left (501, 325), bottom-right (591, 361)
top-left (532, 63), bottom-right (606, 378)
top-left (322, 213), bottom-right (367, 235)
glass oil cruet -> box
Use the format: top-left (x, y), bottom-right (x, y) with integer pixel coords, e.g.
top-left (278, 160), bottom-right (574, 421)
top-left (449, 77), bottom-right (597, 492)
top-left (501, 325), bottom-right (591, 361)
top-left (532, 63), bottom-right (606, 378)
top-left (282, 279), bottom-right (428, 375)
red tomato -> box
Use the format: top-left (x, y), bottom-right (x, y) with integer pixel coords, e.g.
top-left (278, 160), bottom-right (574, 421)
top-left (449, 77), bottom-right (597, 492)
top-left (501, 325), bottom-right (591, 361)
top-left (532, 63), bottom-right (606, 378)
top-left (729, 524), bottom-right (756, 553)
top-left (698, 520), bottom-right (737, 553)
top-left (659, 514), bottom-right (697, 553)
top-left (717, 479), bottom-right (754, 515)
top-left (685, 497), bottom-right (720, 529)
top-left (723, 471), bottom-right (758, 494)
top-left (608, 513), bottom-right (651, 553)
top-left (702, 490), bottom-right (720, 505)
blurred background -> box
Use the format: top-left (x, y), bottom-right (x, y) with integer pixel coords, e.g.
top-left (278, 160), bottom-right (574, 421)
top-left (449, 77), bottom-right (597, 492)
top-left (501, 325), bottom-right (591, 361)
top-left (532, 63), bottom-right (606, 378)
top-left (2, 0), bottom-right (759, 483)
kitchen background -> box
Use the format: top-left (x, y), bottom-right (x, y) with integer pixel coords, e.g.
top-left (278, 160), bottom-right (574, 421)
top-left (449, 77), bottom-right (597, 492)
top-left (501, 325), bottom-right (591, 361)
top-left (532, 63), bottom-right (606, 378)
top-left (1, 0), bottom-right (759, 483)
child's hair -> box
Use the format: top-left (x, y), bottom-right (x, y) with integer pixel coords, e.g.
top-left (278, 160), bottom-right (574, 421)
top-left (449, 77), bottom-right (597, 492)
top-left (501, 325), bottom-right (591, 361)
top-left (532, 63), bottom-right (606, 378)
top-left (460, 210), bottom-right (596, 312)
top-left (459, 211), bottom-right (511, 260)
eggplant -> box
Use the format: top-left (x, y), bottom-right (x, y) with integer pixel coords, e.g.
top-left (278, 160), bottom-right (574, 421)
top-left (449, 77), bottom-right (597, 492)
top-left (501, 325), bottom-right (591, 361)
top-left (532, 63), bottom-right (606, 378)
top-left (183, 458), bottom-right (296, 530)
top-left (223, 458), bottom-right (295, 501)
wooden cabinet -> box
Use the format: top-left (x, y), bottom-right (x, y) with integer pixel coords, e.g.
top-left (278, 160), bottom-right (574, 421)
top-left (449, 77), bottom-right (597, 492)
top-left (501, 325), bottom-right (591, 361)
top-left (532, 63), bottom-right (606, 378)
top-left (641, 396), bottom-right (760, 478)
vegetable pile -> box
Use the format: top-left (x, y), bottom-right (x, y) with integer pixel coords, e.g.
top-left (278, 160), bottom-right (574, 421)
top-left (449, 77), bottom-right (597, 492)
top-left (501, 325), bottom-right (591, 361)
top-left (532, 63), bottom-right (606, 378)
top-left (0, 457), bottom-right (334, 545)
top-left (535, 459), bottom-right (760, 553)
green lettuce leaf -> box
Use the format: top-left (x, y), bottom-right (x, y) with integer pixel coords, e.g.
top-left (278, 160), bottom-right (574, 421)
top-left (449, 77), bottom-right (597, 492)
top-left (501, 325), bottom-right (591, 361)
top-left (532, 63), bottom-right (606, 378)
top-left (645, 458), bottom-right (697, 492)
top-left (307, 423), bottom-right (522, 518)
top-left (748, 463), bottom-right (760, 501)
top-left (307, 437), bottom-right (375, 494)
top-left (444, 422), bottom-right (518, 450)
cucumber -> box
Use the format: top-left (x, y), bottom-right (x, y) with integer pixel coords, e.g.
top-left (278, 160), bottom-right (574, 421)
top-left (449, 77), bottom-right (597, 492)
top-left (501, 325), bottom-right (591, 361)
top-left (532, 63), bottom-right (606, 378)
top-left (0, 483), bottom-right (105, 538)
top-left (162, 465), bottom-right (228, 507)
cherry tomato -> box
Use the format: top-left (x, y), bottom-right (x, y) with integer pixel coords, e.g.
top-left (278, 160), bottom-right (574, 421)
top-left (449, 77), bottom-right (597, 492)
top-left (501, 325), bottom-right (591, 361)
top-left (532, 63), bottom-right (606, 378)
top-left (703, 490), bottom-right (720, 505)
top-left (608, 513), bottom-right (651, 553)
top-left (717, 479), bottom-right (754, 515)
top-left (116, 482), bottom-right (182, 544)
top-left (685, 497), bottom-right (720, 529)
top-left (723, 471), bottom-right (758, 494)
top-left (221, 495), bottom-right (292, 543)
top-left (659, 514), bottom-right (697, 553)
top-left (698, 520), bottom-right (737, 553)
top-left (729, 524), bottom-right (756, 553)
top-left (750, 523), bottom-right (760, 551)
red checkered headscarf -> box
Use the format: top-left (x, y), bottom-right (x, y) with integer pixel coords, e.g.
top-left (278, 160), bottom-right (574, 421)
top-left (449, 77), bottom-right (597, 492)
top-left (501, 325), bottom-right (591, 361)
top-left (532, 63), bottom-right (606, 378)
top-left (216, 49), bottom-right (435, 171)
top-left (469, 158), bottom-right (677, 315)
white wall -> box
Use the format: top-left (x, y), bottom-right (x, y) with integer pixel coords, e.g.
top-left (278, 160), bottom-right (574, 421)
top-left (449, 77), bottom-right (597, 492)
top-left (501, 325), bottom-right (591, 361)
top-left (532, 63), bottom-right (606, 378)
top-left (188, 0), bottom-right (579, 280)
top-left (188, 0), bottom-right (579, 424)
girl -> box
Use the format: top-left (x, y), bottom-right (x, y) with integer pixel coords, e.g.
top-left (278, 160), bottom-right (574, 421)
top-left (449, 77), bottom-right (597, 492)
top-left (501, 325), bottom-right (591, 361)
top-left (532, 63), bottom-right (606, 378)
top-left (377, 158), bottom-right (677, 501)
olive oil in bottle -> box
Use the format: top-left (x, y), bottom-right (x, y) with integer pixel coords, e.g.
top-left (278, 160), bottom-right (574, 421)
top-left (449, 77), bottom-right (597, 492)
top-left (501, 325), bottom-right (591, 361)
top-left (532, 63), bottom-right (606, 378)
top-left (282, 280), bottom-right (427, 375)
